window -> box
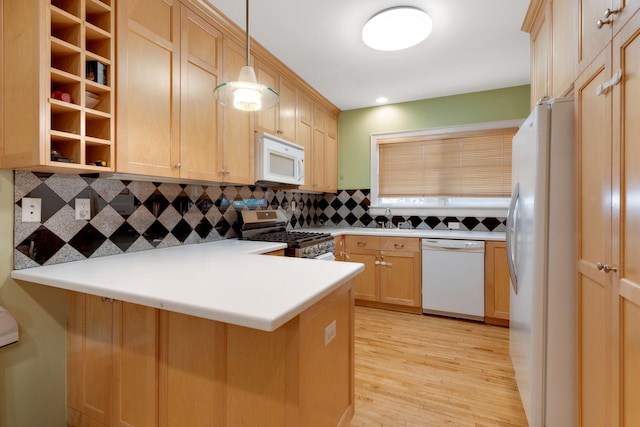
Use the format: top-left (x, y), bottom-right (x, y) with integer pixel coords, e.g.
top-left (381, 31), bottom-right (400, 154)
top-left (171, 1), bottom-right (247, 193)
top-left (370, 120), bottom-right (522, 216)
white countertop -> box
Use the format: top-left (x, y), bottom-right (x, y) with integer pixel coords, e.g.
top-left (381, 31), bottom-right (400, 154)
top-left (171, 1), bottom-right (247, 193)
top-left (11, 240), bottom-right (364, 332)
top-left (302, 227), bottom-right (506, 241)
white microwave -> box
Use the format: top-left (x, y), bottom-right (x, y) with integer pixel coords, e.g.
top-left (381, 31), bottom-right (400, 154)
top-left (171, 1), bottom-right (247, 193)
top-left (255, 132), bottom-right (304, 186)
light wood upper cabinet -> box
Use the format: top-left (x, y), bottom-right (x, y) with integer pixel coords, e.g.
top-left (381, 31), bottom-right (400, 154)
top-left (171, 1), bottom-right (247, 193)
top-left (578, 0), bottom-right (615, 73)
top-left (310, 103), bottom-right (339, 192)
top-left (523, 0), bottom-right (578, 106)
top-left (179, 8), bottom-right (223, 182)
top-left (116, 0), bottom-right (181, 178)
top-left (297, 91), bottom-right (314, 191)
top-left (1, 0), bottom-right (115, 173)
top-left (254, 59), bottom-right (279, 135)
top-left (219, 36), bottom-right (254, 184)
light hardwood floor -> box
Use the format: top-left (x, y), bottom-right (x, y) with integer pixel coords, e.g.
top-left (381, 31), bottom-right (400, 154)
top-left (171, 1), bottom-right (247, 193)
top-left (350, 306), bottom-right (528, 427)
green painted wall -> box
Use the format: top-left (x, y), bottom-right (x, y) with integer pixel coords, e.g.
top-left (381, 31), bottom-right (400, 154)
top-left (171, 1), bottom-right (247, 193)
top-left (337, 85), bottom-right (531, 189)
top-left (0, 169), bottom-right (67, 427)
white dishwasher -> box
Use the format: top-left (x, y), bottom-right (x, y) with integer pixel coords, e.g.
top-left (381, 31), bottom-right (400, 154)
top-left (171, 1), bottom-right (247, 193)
top-left (421, 239), bottom-right (485, 321)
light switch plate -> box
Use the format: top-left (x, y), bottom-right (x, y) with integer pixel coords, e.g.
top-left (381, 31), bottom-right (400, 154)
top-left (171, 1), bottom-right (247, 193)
top-left (21, 197), bottom-right (41, 223)
top-left (75, 198), bottom-right (91, 220)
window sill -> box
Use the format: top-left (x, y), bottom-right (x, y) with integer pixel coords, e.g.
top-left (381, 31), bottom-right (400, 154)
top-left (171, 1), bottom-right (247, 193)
top-left (368, 206), bottom-right (508, 218)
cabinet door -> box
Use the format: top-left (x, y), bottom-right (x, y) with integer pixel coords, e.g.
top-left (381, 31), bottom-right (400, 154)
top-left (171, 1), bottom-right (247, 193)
top-left (575, 47), bottom-right (614, 427)
top-left (530, 2), bottom-right (551, 106)
top-left (113, 302), bottom-right (159, 426)
top-left (278, 76), bottom-right (297, 140)
top-left (379, 251), bottom-right (421, 307)
top-left (349, 251), bottom-right (380, 301)
top-left (296, 91), bottom-right (314, 191)
top-left (67, 293), bottom-right (114, 427)
top-left (325, 132), bottom-right (338, 193)
top-left (179, 7), bottom-right (222, 182)
top-left (613, 15), bottom-right (640, 426)
top-left (254, 59), bottom-right (278, 134)
top-left (313, 128), bottom-right (326, 190)
top-left (552, 0), bottom-right (578, 96)
top-left (484, 241), bottom-right (510, 326)
top-left (116, 0), bottom-right (181, 177)
top-left (578, 0), bottom-right (613, 73)
top-left (221, 37), bottom-right (254, 184)
top-left (162, 311), bottom-right (225, 426)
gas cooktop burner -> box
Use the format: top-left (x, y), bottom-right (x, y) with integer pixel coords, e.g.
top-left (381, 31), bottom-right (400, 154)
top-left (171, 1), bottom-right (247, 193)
top-left (249, 230), bottom-right (332, 246)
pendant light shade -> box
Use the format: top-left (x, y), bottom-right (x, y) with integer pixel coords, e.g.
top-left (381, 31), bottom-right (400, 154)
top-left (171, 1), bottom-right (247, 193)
top-left (214, 0), bottom-right (279, 111)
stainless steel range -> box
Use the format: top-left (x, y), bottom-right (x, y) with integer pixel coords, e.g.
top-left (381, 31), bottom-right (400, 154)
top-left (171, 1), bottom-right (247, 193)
top-left (236, 210), bottom-right (335, 259)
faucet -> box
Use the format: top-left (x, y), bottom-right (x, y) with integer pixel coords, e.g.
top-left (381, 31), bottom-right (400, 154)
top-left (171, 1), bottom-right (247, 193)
top-left (385, 208), bottom-right (393, 229)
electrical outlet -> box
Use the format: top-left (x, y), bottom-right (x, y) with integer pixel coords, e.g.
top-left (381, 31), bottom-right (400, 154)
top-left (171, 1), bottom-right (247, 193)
top-left (21, 198), bottom-right (41, 222)
top-left (324, 320), bottom-right (337, 346)
top-left (448, 221), bottom-right (460, 230)
top-left (75, 198), bottom-right (91, 220)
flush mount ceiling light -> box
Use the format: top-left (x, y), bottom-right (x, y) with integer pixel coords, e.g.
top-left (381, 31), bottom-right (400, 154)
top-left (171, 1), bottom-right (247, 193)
top-left (362, 6), bottom-right (433, 51)
top-left (214, 0), bottom-right (279, 111)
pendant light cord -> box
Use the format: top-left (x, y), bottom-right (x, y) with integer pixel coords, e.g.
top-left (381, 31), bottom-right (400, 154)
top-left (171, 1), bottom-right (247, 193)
top-left (245, 0), bottom-right (250, 66)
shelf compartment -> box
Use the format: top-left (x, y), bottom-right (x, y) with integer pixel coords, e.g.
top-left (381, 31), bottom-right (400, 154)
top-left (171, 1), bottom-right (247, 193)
top-left (86, 8), bottom-right (111, 33)
top-left (85, 30), bottom-right (111, 59)
top-left (50, 6), bottom-right (82, 47)
top-left (51, 38), bottom-right (82, 76)
top-left (50, 83), bottom-right (81, 108)
top-left (51, 68), bottom-right (82, 85)
top-left (85, 115), bottom-right (110, 140)
top-left (50, 133), bottom-right (82, 164)
top-left (86, 0), bottom-right (111, 14)
top-left (85, 140), bottom-right (112, 168)
top-left (51, 0), bottom-right (81, 19)
top-left (51, 109), bottom-right (81, 135)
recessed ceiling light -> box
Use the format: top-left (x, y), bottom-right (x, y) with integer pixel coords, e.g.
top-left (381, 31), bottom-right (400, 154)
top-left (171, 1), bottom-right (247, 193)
top-left (376, 97), bottom-right (389, 104)
top-left (362, 6), bottom-right (433, 51)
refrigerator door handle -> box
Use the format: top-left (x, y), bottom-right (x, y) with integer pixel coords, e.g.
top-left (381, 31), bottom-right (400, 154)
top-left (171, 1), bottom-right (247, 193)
top-left (506, 183), bottom-right (519, 294)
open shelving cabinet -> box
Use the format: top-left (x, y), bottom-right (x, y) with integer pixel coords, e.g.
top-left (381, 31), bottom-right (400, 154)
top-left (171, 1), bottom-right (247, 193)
top-left (1, 0), bottom-right (115, 173)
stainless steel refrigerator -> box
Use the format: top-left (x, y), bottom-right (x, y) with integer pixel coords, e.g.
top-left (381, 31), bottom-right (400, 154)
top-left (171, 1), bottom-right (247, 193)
top-left (506, 97), bottom-right (575, 427)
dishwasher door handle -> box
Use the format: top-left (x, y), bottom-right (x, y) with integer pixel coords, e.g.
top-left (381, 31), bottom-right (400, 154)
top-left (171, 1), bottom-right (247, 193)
top-left (422, 239), bottom-right (484, 252)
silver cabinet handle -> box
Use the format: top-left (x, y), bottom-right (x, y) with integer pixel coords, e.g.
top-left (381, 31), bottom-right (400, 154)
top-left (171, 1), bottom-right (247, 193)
top-left (374, 255), bottom-right (380, 265)
top-left (596, 262), bottom-right (618, 273)
top-left (597, 7), bottom-right (620, 28)
top-left (175, 163), bottom-right (182, 169)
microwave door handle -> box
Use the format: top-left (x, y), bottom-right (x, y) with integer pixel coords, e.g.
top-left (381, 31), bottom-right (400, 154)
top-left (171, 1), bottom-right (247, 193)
top-left (297, 159), bottom-right (304, 181)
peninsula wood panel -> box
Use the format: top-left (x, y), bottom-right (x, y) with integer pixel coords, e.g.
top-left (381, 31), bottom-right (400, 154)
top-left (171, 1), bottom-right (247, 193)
top-left (113, 302), bottom-right (159, 426)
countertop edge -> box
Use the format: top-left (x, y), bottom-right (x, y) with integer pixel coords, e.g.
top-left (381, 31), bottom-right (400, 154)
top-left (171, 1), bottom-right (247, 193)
top-left (11, 240), bottom-right (364, 332)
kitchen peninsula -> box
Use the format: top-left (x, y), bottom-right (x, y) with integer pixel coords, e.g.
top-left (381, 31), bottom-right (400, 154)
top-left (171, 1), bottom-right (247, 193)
top-left (12, 240), bottom-right (363, 427)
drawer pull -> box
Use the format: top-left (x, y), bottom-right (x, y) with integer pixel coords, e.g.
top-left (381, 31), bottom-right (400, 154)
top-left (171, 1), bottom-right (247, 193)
top-left (357, 241), bottom-right (367, 247)
top-left (394, 243), bottom-right (404, 249)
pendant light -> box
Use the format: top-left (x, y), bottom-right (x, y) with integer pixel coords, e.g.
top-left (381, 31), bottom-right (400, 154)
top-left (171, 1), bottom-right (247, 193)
top-left (214, 0), bottom-right (279, 111)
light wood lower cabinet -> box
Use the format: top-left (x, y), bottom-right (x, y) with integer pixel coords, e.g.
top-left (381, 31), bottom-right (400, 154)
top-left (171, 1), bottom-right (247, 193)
top-left (66, 281), bottom-right (355, 427)
top-left (484, 241), bottom-right (510, 327)
top-left (343, 235), bottom-right (421, 313)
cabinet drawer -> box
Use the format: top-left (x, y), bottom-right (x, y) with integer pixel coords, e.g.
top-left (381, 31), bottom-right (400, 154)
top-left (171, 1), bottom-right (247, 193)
top-left (381, 237), bottom-right (419, 252)
top-left (344, 235), bottom-right (380, 251)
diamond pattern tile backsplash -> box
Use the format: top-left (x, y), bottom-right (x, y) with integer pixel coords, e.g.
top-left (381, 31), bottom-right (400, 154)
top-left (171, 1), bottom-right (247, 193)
top-left (13, 171), bottom-right (506, 268)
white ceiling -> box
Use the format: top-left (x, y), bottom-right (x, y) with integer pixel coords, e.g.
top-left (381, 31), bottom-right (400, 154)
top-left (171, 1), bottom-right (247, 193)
top-left (205, 0), bottom-right (532, 111)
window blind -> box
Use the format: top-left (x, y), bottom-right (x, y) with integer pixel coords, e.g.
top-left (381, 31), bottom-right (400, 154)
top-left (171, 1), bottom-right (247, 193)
top-left (378, 128), bottom-right (516, 198)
